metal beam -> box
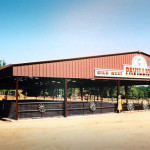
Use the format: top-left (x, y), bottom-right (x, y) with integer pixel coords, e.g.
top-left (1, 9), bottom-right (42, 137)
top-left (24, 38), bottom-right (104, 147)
top-left (100, 88), bottom-right (103, 113)
top-left (16, 77), bottom-right (19, 120)
top-left (117, 80), bottom-right (120, 112)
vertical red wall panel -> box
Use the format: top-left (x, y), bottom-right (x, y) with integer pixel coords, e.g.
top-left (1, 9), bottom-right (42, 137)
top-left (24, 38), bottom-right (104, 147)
top-left (46, 63), bottom-right (50, 77)
top-left (66, 61), bottom-right (70, 78)
top-left (78, 59), bottom-right (82, 78)
top-left (55, 62), bottom-right (59, 78)
top-left (106, 57), bottom-right (108, 69)
top-left (21, 66), bottom-right (25, 76)
top-left (103, 57), bottom-right (107, 69)
top-left (43, 63), bottom-right (47, 77)
top-left (86, 59), bottom-right (90, 79)
top-left (81, 59), bottom-right (84, 78)
top-left (89, 58), bottom-right (93, 78)
top-left (28, 65), bottom-right (33, 77)
top-left (17, 66), bottom-right (21, 76)
top-left (89, 59), bottom-right (91, 78)
top-left (109, 56), bottom-right (112, 69)
top-left (143, 55), bottom-right (150, 66)
top-left (84, 59), bottom-right (87, 78)
top-left (69, 61), bottom-right (73, 78)
top-left (36, 64), bottom-right (40, 77)
top-left (98, 57), bottom-right (102, 69)
top-left (53, 63), bottom-right (57, 77)
top-left (72, 61), bottom-right (75, 78)
top-left (58, 61), bottom-right (62, 78)
top-left (32, 65), bottom-right (37, 77)
top-left (39, 64), bottom-right (44, 77)
top-left (76, 60), bottom-right (79, 78)
top-left (51, 63), bottom-right (54, 77)
top-left (92, 58), bottom-right (95, 78)
top-left (24, 66), bottom-right (29, 76)
top-left (64, 61), bottom-right (67, 78)
top-left (13, 67), bottom-right (18, 76)
top-left (101, 57), bottom-right (103, 69)
top-left (94, 58), bottom-right (98, 69)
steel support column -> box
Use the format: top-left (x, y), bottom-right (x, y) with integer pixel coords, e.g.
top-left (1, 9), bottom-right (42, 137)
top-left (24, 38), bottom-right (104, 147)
top-left (100, 88), bottom-right (103, 113)
top-left (16, 77), bottom-right (19, 120)
top-left (117, 80), bottom-right (120, 99)
top-left (117, 80), bottom-right (120, 112)
top-left (64, 78), bottom-right (68, 117)
top-left (80, 87), bottom-right (84, 114)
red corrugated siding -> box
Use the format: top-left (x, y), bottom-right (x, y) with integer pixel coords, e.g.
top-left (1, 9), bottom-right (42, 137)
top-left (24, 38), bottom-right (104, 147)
top-left (17, 66), bottom-right (21, 76)
top-left (13, 67), bottom-right (17, 76)
top-left (76, 60), bottom-right (79, 78)
top-left (50, 63), bottom-right (54, 77)
top-left (66, 61), bottom-right (70, 78)
top-left (143, 54), bottom-right (150, 66)
top-left (83, 59), bottom-right (86, 78)
top-left (37, 64), bottom-right (40, 77)
top-left (43, 64), bottom-right (47, 77)
top-left (24, 66), bottom-right (28, 76)
top-left (13, 53), bottom-right (150, 79)
top-left (29, 65), bottom-right (32, 77)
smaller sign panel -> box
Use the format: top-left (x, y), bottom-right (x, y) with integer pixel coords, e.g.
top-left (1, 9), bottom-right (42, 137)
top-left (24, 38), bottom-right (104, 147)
top-left (95, 69), bottom-right (124, 78)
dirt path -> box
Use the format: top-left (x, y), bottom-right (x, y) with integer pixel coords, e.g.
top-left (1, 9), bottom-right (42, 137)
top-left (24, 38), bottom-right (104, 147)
top-left (0, 111), bottom-right (150, 150)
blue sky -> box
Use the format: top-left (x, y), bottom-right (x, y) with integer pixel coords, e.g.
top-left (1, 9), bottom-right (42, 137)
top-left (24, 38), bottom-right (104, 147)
top-left (0, 0), bottom-right (150, 64)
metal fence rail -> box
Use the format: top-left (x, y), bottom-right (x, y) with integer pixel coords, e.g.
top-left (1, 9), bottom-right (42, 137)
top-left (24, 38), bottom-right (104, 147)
top-left (1, 98), bottom-right (149, 119)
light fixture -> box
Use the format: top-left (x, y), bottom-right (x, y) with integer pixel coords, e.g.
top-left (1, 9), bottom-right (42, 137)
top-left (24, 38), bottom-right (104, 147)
top-left (57, 82), bottom-right (61, 84)
top-left (91, 79), bottom-right (96, 81)
top-left (23, 77), bottom-right (27, 80)
top-left (52, 81), bottom-right (56, 83)
top-left (72, 81), bottom-right (76, 83)
top-left (18, 78), bottom-right (23, 81)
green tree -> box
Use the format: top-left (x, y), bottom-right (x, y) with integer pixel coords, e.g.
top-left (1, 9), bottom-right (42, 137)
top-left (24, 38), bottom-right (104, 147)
top-left (0, 60), bottom-right (6, 68)
top-left (128, 86), bottom-right (138, 99)
top-left (148, 86), bottom-right (150, 98)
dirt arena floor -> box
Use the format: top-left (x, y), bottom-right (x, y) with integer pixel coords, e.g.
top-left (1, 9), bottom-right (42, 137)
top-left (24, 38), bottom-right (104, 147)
top-left (1, 111), bottom-right (150, 150)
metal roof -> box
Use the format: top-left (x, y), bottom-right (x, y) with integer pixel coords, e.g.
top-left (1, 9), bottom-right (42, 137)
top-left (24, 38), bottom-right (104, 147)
top-left (0, 50), bottom-right (150, 81)
top-left (10, 50), bottom-right (150, 67)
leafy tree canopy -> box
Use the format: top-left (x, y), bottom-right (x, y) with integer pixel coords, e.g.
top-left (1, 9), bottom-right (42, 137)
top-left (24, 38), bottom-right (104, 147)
top-left (0, 60), bottom-right (6, 68)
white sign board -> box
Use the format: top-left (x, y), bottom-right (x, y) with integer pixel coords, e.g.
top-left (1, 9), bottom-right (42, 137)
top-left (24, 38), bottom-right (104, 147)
top-left (95, 55), bottom-right (150, 79)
